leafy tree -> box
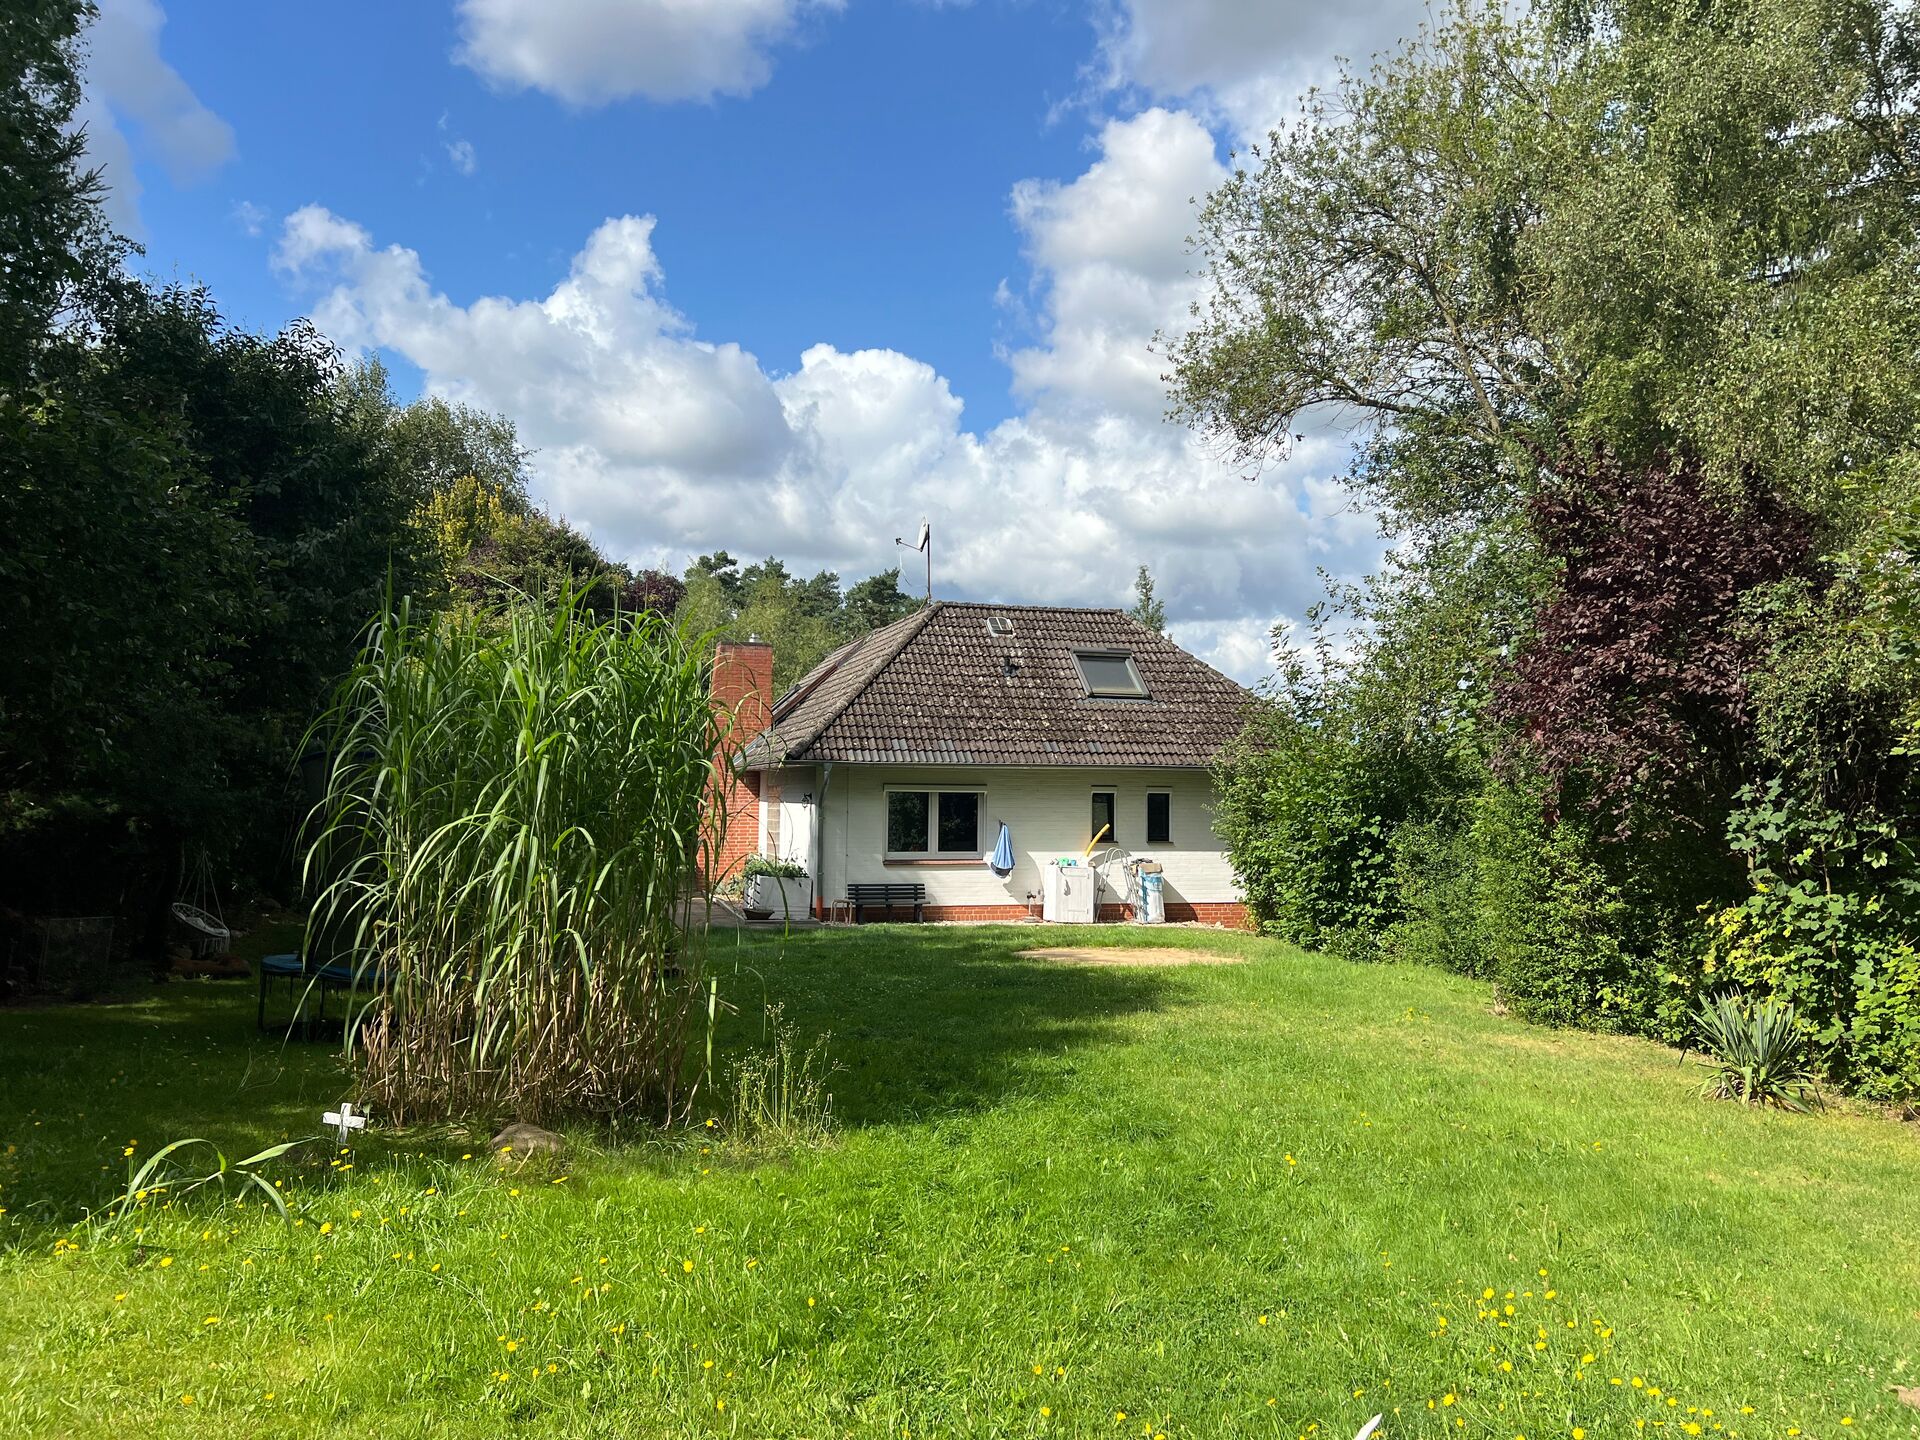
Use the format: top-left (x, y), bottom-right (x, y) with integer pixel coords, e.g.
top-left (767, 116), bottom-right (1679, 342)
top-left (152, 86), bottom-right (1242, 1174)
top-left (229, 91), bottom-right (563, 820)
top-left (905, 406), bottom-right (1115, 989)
top-left (622, 569), bottom-right (685, 617)
top-left (1129, 566), bottom-right (1168, 633)
top-left (1187, 0), bottom-right (1920, 1095)
top-left (0, 0), bottom-right (113, 392)
top-left (736, 563), bottom-right (839, 692)
top-left (688, 551), bottom-right (744, 601)
top-left (842, 567), bottom-right (920, 636)
top-left (792, 569), bottom-right (843, 622)
top-left (1494, 452), bottom-right (1817, 837)
top-left (386, 385), bottom-right (531, 504)
top-left (675, 555), bottom-right (924, 692)
top-left (1, 282), bottom-right (426, 950)
top-left (1170, 0), bottom-right (1920, 530)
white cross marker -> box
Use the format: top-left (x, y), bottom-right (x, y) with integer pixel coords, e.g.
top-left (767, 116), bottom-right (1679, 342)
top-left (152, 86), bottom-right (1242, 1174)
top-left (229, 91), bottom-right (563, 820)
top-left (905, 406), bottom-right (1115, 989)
top-left (322, 1101), bottom-right (369, 1144)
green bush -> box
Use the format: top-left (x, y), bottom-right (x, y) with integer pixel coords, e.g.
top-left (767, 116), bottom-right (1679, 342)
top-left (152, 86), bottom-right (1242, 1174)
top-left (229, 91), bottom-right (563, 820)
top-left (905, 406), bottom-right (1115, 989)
top-left (1693, 990), bottom-right (1823, 1111)
top-left (1703, 782), bottom-right (1920, 1101)
top-left (1467, 781), bottom-right (1637, 1028)
top-left (743, 853), bottom-right (808, 881)
top-left (1213, 673), bottom-right (1473, 961)
top-left (1377, 814), bottom-right (1484, 975)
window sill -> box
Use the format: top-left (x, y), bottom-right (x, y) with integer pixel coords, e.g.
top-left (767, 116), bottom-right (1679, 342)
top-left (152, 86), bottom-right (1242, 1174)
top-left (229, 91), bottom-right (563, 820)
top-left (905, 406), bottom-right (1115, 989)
top-left (883, 857), bottom-right (986, 867)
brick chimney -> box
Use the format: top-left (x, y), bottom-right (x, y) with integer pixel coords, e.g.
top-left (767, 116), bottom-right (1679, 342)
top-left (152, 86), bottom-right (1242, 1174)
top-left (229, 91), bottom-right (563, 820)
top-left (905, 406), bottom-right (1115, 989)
top-left (712, 640), bottom-right (774, 738)
top-left (710, 640), bottom-right (774, 880)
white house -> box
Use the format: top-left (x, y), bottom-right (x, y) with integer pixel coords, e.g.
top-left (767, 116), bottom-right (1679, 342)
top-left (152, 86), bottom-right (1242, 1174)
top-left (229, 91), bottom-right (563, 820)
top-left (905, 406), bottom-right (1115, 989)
top-left (719, 602), bottom-right (1253, 925)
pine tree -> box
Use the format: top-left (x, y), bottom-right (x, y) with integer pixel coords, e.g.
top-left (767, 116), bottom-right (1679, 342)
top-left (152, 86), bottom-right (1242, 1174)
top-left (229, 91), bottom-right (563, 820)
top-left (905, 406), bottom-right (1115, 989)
top-left (1130, 565), bottom-right (1168, 634)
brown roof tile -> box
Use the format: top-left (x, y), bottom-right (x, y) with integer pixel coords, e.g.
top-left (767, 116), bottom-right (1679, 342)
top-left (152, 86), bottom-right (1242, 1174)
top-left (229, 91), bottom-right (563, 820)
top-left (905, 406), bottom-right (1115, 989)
top-left (740, 602), bottom-right (1251, 769)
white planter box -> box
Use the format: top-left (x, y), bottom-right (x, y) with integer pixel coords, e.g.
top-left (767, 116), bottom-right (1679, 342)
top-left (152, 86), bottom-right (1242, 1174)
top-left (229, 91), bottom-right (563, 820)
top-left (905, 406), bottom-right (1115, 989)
top-left (744, 874), bottom-right (811, 920)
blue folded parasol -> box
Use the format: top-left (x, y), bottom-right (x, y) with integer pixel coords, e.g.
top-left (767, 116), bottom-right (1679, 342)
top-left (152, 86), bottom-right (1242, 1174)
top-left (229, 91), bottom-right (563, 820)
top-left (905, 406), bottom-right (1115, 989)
top-left (989, 821), bottom-right (1015, 876)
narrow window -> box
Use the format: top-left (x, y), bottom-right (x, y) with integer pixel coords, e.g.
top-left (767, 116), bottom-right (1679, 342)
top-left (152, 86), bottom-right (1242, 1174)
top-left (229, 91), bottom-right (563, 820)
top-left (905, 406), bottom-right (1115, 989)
top-left (887, 791), bottom-right (929, 853)
top-left (1147, 791), bottom-right (1171, 844)
top-left (1091, 790), bottom-right (1117, 845)
top-left (938, 791), bottom-right (979, 854)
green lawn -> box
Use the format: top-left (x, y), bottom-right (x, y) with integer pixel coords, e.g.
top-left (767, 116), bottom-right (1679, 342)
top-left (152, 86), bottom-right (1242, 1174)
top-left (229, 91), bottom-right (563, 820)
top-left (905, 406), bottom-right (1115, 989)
top-left (2, 924), bottom-right (1916, 1439)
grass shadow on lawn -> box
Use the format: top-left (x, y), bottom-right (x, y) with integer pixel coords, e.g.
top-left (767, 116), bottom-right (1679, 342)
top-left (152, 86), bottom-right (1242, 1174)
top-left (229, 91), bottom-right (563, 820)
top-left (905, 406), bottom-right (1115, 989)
top-left (1, 922), bottom-right (1213, 1217)
top-left (0, 978), bottom-right (348, 1225)
top-left (702, 922), bottom-right (1210, 1130)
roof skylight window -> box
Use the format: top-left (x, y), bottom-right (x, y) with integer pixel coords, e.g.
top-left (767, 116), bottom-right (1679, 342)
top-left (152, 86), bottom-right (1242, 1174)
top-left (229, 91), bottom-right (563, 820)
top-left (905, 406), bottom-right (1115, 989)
top-left (1074, 651), bottom-right (1149, 699)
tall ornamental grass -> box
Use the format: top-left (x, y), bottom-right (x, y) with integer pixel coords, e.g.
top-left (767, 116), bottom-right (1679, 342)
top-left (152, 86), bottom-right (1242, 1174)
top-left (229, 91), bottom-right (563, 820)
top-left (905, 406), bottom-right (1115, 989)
top-left (302, 591), bottom-right (722, 1125)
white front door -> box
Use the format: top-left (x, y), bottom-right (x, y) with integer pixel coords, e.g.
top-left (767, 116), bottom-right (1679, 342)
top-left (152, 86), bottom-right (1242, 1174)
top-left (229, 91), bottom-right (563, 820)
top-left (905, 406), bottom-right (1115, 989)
top-left (777, 781), bottom-right (814, 872)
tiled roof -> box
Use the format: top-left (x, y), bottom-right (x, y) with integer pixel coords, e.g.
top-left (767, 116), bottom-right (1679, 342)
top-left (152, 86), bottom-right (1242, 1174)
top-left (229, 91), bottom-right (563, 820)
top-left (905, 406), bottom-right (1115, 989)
top-left (738, 602), bottom-right (1251, 769)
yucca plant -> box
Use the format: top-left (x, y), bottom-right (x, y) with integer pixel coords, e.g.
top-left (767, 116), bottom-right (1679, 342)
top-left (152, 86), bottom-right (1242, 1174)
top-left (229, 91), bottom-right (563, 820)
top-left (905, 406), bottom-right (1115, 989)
top-left (301, 588), bottom-right (725, 1125)
top-left (1693, 990), bottom-right (1824, 1112)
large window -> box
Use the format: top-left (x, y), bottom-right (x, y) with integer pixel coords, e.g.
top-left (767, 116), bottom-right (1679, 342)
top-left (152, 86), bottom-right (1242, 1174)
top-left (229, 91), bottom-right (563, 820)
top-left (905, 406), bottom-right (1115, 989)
top-left (1146, 790), bottom-right (1172, 844)
top-left (1073, 651), bottom-right (1150, 699)
top-left (1091, 790), bottom-right (1117, 845)
top-left (886, 789), bottom-right (981, 857)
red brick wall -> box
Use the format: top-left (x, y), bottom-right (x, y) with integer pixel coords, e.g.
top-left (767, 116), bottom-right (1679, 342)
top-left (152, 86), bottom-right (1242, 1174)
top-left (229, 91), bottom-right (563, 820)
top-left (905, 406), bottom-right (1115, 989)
top-left (709, 641), bottom-right (772, 881)
top-left (852, 901), bottom-right (1252, 928)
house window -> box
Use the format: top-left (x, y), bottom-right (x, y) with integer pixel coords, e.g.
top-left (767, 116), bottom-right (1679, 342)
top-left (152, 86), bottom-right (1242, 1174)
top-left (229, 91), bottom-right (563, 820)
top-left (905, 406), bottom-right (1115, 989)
top-left (1074, 651), bottom-right (1150, 699)
top-left (1091, 790), bottom-right (1117, 845)
top-left (938, 791), bottom-right (979, 853)
top-left (886, 788), bottom-right (982, 857)
top-left (1147, 791), bottom-right (1172, 844)
top-left (887, 791), bottom-right (929, 853)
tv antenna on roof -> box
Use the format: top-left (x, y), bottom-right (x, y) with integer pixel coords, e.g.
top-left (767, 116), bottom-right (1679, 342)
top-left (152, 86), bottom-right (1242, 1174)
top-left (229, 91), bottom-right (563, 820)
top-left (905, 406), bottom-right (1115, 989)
top-left (894, 518), bottom-right (931, 602)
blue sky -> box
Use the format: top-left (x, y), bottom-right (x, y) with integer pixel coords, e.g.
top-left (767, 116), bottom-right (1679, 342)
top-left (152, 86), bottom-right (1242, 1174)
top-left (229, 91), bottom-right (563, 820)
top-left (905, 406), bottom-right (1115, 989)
top-left (78, 0), bottom-right (1431, 681)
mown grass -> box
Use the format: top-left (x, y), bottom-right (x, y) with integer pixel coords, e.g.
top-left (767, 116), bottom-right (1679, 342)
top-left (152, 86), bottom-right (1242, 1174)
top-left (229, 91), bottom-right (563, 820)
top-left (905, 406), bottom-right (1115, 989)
top-left (1, 923), bottom-right (1917, 1438)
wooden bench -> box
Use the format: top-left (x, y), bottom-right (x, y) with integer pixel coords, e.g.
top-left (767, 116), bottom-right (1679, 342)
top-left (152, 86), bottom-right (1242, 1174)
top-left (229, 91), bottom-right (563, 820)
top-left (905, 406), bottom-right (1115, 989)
top-left (846, 882), bottom-right (926, 924)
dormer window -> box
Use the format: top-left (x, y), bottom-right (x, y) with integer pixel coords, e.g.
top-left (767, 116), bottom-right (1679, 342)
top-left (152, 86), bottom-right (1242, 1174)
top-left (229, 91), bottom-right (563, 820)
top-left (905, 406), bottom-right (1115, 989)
top-left (1074, 651), bottom-right (1149, 699)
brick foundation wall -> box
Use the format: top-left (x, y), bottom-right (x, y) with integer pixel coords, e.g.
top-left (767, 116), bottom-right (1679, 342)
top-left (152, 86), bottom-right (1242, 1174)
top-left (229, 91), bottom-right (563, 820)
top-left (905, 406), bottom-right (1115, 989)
top-left (709, 641), bottom-right (772, 881)
top-left (843, 900), bottom-right (1252, 928)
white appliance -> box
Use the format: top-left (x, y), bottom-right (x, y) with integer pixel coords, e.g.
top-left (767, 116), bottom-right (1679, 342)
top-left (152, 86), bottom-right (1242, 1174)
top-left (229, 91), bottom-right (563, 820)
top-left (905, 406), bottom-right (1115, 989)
top-left (1044, 860), bottom-right (1098, 923)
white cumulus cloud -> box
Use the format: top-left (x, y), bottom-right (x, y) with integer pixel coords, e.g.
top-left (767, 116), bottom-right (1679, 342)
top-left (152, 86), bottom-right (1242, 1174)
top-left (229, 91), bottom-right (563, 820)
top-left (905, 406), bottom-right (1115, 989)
top-left (1095, 0), bottom-right (1435, 138)
top-left (274, 110), bottom-right (1380, 684)
top-left (75, 0), bottom-right (235, 235)
top-left (454, 0), bottom-right (843, 106)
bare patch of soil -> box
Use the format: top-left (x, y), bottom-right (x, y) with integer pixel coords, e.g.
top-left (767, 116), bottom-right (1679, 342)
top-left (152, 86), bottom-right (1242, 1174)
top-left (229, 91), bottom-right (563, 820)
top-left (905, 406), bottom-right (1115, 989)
top-left (1019, 946), bottom-right (1244, 968)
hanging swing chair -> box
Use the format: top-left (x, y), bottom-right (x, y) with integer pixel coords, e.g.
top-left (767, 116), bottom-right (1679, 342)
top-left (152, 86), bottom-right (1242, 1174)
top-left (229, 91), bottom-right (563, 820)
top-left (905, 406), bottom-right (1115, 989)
top-left (170, 853), bottom-right (231, 957)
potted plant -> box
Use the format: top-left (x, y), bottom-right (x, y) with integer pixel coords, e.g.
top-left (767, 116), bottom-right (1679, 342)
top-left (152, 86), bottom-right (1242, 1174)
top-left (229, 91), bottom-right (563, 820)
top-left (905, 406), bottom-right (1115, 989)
top-left (742, 854), bottom-right (811, 920)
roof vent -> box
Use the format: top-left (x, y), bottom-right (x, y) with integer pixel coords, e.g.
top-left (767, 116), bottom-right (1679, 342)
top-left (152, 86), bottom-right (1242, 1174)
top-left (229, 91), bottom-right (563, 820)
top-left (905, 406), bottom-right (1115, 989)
top-left (985, 614), bottom-right (1015, 638)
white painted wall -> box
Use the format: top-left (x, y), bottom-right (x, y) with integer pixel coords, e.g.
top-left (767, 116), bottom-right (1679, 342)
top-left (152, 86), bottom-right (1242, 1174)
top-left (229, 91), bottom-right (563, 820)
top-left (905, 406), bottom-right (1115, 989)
top-left (804, 764), bottom-right (1240, 912)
